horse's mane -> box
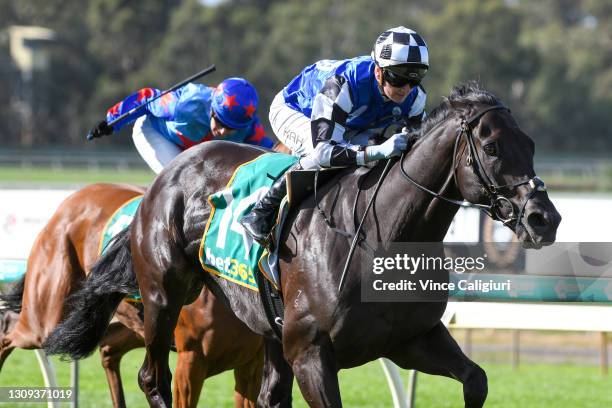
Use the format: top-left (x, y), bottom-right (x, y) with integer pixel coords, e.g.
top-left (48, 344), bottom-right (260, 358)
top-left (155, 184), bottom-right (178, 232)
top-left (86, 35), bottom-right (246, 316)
top-left (418, 81), bottom-right (501, 137)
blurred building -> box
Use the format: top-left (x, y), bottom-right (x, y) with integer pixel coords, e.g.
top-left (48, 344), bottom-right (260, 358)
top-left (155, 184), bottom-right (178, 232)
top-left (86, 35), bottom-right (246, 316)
top-left (8, 25), bottom-right (55, 147)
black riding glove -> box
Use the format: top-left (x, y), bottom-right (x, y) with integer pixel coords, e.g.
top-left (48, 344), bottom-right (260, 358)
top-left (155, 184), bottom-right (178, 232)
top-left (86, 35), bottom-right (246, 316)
top-left (87, 120), bottom-right (114, 141)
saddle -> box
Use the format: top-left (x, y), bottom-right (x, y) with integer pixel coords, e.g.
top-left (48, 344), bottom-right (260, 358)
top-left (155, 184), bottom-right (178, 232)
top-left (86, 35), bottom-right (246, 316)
top-left (286, 167), bottom-right (343, 205)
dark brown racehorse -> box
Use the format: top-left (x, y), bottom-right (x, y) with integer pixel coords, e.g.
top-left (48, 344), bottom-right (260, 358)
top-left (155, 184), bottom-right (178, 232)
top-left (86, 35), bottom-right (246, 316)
top-left (0, 183), bottom-right (263, 407)
top-left (45, 83), bottom-right (561, 407)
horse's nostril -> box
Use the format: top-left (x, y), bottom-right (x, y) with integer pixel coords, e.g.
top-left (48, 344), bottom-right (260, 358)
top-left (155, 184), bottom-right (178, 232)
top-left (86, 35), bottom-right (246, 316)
top-left (527, 212), bottom-right (548, 229)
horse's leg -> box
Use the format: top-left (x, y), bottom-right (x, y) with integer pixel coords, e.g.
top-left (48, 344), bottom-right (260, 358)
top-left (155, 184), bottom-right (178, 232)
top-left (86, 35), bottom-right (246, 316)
top-left (0, 321), bottom-right (42, 368)
top-left (137, 280), bottom-right (187, 408)
top-left (285, 333), bottom-right (341, 407)
top-left (257, 338), bottom-right (293, 408)
top-left (172, 350), bottom-right (207, 408)
top-left (99, 321), bottom-right (144, 408)
top-left (134, 246), bottom-right (192, 408)
top-left (233, 346), bottom-right (264, 408)
top-left (0, 342), bottom-right (15, 371)
top-left (386, 322), bottom-right (487, 408)
top-left (1, 234), bottom-right (82, 356)
top-left (0, 311), bottom-right (20, 370)
top-left (114, 301), bottom-right (146, 339)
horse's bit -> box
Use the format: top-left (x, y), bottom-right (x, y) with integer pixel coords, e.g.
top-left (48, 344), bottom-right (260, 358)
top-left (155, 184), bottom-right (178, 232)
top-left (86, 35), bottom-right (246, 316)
top-left (399, 105), bottom-right (547, 230)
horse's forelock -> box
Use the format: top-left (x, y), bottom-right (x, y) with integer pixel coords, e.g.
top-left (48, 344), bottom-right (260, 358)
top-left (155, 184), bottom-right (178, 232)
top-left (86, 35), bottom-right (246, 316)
top-left (420, 81), bottom-right (501, 136)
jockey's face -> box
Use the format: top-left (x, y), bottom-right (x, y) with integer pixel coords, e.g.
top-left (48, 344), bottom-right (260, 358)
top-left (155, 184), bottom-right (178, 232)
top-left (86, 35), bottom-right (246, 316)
top-left (211, 113), bottom-right (236, 138)
top-left (374, 65), bottom-right (413, 104)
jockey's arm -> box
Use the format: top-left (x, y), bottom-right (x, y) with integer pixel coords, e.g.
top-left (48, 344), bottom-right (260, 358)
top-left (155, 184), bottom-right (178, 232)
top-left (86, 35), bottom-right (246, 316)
top-left (106, 87), bottom-right (181, 132)
top-left (309, 75), bottom-right (364, 167)
top-left (308, 76), bottom-right (418, 168)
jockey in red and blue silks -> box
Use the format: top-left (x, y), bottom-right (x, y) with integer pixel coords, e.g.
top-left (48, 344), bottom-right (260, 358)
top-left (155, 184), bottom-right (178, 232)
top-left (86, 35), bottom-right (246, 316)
top-left (241, 26), bottom-right (430, 248)
top-left (88, 78), bottom-right (274, 174)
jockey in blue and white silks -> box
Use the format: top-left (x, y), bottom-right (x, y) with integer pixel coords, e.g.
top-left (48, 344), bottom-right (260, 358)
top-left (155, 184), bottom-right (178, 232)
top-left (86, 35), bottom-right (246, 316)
top-left (88, 78), bottom-right (274, 174)
top-left (241, 26), bottom-right (430, 247)
top-left (280, 56), bottom-right (426, 163)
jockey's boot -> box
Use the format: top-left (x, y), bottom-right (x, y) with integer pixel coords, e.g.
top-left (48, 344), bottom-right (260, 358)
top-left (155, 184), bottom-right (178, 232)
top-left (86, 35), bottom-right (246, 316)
top-left (240, 162), bottom-right (302, 248)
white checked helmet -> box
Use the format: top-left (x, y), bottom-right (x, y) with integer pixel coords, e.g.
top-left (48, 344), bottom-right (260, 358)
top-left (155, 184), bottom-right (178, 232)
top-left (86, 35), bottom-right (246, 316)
top-left (372, 26), bottom-right (429, 68)
top-left (372, 27), bottom-right (429, 87)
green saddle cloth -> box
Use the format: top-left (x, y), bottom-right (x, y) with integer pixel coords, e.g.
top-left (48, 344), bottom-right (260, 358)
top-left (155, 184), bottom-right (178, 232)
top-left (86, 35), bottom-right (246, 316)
top-left (199, 153), bottom-right (298, 291)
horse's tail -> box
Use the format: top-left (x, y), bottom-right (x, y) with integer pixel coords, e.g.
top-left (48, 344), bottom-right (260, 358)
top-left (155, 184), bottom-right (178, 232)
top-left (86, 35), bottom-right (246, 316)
top-left (0, 276), bottom-right (25, 314)
top-left (42, 227), bottom-right (137, 360)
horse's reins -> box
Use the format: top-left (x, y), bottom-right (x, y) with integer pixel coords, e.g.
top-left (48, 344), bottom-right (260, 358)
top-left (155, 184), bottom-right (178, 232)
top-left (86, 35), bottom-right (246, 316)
top-left (336, 105), bottom-right (547, 292)
top-left (337, 158), bottom-right (396, 291)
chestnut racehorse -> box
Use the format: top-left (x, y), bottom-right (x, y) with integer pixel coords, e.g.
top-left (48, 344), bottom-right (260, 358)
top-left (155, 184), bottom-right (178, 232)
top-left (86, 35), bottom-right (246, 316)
top-left (46, 83), bottom-right (561, 407)
top-left (0, 183), bottom-right (263, 407)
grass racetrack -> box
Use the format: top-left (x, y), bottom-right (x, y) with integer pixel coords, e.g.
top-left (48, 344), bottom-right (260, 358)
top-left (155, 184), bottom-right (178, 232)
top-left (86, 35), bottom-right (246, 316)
top-left (1, 348), bottom-right (611, 407)
top-left (0, 166), bottom-right (155, 186)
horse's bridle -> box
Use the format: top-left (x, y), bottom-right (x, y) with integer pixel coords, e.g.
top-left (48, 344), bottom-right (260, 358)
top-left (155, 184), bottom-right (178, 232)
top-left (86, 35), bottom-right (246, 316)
top-left (399, 105), bottom-right (547, 229)
top-left (336, 105), bottom-right (546, 292)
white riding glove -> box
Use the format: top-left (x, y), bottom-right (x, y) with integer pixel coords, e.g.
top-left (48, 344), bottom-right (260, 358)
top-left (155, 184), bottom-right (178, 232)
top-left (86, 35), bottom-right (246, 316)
top-left (360, 130), bottom-right (409, 164)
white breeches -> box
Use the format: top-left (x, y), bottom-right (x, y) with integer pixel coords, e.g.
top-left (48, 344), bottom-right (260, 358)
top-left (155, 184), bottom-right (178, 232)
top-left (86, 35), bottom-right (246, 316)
top-left (132, 116), bottom-right (182, 174)
top-left (269, 91), bottom-right (313, 157)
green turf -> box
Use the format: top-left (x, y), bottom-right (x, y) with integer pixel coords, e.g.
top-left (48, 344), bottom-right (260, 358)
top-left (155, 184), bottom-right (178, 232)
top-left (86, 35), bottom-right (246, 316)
top-left (1, 348), bottom-right (611, 407)
top-left (0, 166), bottom-right (154, 185)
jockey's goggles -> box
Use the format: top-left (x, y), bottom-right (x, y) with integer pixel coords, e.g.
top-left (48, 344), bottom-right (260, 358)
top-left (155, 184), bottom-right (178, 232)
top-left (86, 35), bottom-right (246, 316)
top-left (383, 64), bottom-right (428, 88)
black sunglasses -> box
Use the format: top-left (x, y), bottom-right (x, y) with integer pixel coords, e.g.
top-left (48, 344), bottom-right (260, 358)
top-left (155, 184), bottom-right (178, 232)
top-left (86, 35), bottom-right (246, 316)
top-left (382, 70), bottom-right (421, 88)
top-left (211, 112), bottom-right (235, 131)
top-left (382, 65), bottom-right (428, 88)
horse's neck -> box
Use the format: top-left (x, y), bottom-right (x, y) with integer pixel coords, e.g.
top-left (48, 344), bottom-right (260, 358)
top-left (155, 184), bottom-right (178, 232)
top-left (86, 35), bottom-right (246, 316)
top-left (376, 121), bottom-right (462, 243)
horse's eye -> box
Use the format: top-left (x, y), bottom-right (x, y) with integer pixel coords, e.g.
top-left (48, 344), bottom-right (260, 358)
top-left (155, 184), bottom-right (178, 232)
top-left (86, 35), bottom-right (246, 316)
top-left (483, 142), bottom-right (498, 157)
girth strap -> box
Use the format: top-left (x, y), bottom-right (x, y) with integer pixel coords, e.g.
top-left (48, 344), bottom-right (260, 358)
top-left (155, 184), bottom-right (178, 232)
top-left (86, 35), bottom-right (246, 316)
top-left (255, 270), bottom-right (285, 341)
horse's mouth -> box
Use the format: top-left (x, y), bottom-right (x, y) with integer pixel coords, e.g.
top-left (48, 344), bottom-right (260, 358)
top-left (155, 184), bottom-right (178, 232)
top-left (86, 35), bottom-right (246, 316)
top-left (520, 234), bottom-right (544, 249)
top-left (514, 222), bottom-right (553, 250)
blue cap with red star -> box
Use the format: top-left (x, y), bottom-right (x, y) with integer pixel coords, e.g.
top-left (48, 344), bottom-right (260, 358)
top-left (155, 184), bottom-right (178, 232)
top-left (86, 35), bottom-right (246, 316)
top-left (211, 78), bottom-right (258, 129)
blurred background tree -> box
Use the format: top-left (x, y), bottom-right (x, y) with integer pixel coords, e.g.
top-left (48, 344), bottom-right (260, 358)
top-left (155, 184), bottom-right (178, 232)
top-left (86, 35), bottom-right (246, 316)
top-left (0, 0), bottom-right (609, 153)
